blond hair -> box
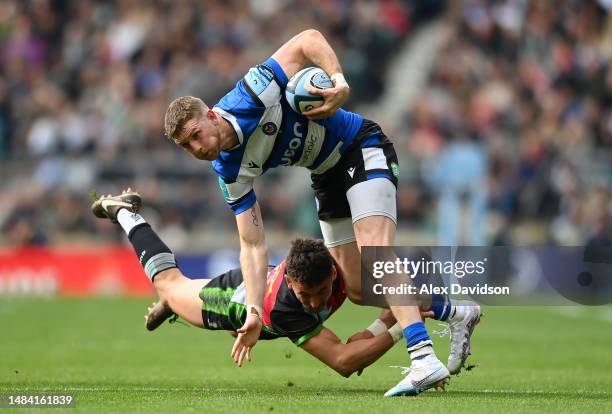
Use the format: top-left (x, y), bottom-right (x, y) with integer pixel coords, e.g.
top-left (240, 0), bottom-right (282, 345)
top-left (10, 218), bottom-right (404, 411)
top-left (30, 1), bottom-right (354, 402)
top-left (164, 96), bottom-right (207, 141)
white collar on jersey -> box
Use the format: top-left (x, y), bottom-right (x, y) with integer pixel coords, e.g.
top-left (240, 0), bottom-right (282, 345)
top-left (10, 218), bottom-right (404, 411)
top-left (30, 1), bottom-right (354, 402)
top-left (212, 107), bottom-right (243, 151)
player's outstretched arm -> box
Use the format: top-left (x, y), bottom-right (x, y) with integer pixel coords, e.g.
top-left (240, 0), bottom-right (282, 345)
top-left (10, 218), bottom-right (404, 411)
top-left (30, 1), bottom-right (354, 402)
top-left (347, 309), bottom-right (398, 343)
top-left (272, 29), bottom-right (349, 120)
top-left (232, 202), bottom-right (269, 367)
top-left (300, 327), bottom-right (397, 378)
top-left (347, 308), bottom-right (434, 343)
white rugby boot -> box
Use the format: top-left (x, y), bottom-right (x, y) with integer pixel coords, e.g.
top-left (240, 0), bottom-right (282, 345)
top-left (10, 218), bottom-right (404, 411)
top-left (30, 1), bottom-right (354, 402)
top-left (447, 301), bottom-right (482, 375)
top-left (384, 354), bottom-right (450, 397)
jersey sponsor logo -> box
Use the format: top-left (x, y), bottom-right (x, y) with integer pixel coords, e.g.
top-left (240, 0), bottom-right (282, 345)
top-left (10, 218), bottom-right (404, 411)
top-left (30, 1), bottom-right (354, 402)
top-left (294, 121), bottom-right (325, 167)
top-left (280, 122), bottom-right (304, 166)
top-left (262, 122), bottom-right (277, 135)
top-left (300, 133), bottom-right (317, 164)
top-left (347, 166), bottom-right (356, 178)
top-left (244, 65), bottom-right (274, 95)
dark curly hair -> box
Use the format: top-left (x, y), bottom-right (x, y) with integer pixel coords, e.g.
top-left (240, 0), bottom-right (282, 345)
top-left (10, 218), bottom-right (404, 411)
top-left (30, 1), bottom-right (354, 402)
top-left (285, 238), bottom-right (334, 287)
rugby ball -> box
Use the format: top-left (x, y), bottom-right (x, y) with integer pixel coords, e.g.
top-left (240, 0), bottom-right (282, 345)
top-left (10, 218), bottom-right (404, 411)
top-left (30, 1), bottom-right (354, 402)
top-left (285, 67), bottom-right (333, 114)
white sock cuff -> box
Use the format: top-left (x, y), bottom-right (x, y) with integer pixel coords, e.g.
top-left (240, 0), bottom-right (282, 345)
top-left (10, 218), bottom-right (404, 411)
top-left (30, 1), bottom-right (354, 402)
top-left (117, 208), bottom-right (147, 236)
top-left (406, 339), bottom-right (433, 353)
top-left (408, 341), bottom-right (434, 360)
top-left (144, 252), bottom-right (177, 281)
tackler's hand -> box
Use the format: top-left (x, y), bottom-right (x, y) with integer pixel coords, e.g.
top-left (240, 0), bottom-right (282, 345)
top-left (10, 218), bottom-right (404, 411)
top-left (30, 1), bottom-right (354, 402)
top-left (231, 314), bottom-right (262, 367)
top-left (346, 330), bottom-right (374, 344)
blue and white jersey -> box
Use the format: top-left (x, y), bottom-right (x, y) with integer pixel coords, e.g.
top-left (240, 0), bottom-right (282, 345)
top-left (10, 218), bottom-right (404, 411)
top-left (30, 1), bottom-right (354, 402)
top-left (212, 58), bottom-right (364, 214)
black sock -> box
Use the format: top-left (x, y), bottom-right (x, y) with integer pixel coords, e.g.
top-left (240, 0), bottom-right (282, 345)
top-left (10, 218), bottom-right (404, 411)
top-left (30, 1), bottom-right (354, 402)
top-left (128, 223), bottom-right (177, 281)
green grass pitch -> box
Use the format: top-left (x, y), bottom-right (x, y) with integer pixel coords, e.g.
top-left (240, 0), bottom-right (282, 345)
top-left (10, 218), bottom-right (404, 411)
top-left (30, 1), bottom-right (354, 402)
top-left (2, 298), bottom-right (611, 413)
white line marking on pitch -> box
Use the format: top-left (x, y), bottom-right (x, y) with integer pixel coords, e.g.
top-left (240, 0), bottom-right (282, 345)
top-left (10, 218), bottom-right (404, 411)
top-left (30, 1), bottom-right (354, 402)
top-left (0, 387), bottom-right (609, 397)
top-left (0, 387), bottom-right (235, 392)
top-left (476, 389), bottom-right (610, 396)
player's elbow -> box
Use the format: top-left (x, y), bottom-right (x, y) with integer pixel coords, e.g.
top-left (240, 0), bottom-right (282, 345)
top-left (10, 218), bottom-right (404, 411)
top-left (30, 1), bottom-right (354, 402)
top-left (337, 369), bottom-right (352, 378)
top-left (334, 354), bottom-right (357, 378)
top-left (334, 364), bottom-right (353, 378)
top-left (238, 227), bottom-right (266, 249)
top-left (240, 235), bottom-right (266, 249)
top-left (301, 29), bottom-right (323, 39)
top-left (299, 29), bottom-right (326, 45)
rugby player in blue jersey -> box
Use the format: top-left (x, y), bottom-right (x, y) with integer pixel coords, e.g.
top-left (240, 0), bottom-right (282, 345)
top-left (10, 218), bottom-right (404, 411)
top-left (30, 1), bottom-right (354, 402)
top-left (162, 30), bottom-right (481, 396)
top-left (91, 190), bottom-right (410, 379)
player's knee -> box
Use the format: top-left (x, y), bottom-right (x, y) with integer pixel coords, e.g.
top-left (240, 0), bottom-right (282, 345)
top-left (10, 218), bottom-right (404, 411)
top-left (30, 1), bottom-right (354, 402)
top-left (354, 229), bottom-right (388, 246)
top-left (334, 355), bottom-right (354, 378)
top-left (354, 216), bottom-right (395, 246)
top-left (346, 286), bottom-right (362, 305)
top-left (158, 284), bottom-right (184, 309)
top-left (153, 267), bottom-right (182, 283)
top-left (343, 276), bottom-right (362, 304)
top-left (153, 268), bottom-right (184, 297)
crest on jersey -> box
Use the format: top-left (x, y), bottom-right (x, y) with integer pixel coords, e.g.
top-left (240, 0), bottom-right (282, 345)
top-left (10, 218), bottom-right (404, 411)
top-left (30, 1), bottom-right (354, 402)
top-left (391, 162), bottom-right (400, 178)
top-left (262, 122), bottom-right (277, 135)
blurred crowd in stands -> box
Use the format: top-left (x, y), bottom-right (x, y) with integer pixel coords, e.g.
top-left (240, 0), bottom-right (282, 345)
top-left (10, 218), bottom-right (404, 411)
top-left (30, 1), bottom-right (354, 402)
top-left (401, 0), bottom-right (612, 246)
top-left (0, 0), bottom-right (610, 249)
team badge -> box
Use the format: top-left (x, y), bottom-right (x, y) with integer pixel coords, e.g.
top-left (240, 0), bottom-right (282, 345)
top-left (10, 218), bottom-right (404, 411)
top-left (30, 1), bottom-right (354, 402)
top-left (262, 122), bottom-right (277, 135)
top-left (391, 162), bottom-right (399, 178)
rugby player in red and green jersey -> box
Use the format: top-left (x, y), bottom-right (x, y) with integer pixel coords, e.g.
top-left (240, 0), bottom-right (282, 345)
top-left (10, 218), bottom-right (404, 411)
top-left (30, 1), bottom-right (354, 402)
top-left (92, 189), bottom-right (406, 378)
